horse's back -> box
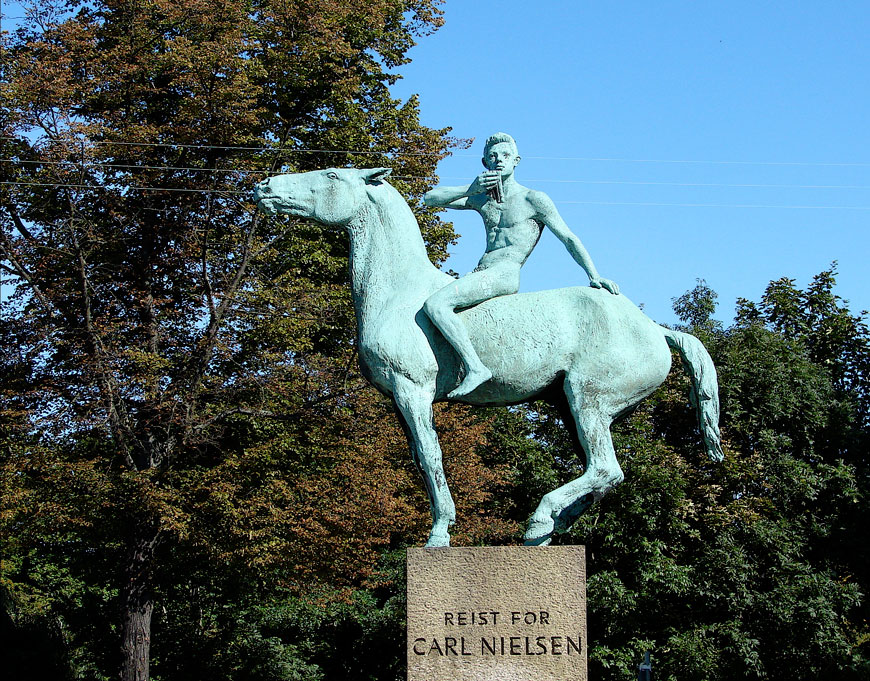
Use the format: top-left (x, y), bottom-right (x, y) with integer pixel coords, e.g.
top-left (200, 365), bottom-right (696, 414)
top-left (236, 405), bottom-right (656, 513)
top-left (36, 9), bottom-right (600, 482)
top-left (455, 287), bottom-right (671, 406)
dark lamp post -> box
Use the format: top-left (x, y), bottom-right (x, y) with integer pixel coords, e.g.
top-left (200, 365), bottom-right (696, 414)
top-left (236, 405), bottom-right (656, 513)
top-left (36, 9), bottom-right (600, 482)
top-left (638, 650), bottom-right (652, 681)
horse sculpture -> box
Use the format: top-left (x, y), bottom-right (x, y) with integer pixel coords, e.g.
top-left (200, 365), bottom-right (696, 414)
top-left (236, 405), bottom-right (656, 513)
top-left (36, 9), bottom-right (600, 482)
top-left (254, 167), bottom-right (723, 547)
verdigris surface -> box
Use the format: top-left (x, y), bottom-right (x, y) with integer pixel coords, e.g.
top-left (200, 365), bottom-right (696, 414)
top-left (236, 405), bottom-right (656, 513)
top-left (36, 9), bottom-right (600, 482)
top-left (254, 166), bottom-right (723, 547)
top-left (420, 133), bottom-right (619, 399)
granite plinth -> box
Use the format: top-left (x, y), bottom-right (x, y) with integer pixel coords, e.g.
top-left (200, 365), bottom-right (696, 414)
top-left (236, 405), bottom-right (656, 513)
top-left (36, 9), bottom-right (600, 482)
top-left (407, 546), bottom-right (587, 681)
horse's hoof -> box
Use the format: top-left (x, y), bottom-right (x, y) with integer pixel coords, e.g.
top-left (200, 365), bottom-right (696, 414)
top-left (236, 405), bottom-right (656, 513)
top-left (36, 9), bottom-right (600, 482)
top-left (523, 515), bottom-right (554, 546)
top-left (524, 533), bottom-right (553, 546)
top-left (425, 533), bottom-right (450, 548)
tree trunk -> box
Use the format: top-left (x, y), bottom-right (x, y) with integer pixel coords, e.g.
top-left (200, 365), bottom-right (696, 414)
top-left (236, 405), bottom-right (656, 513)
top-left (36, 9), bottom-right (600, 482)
top-left (119, 526), bottom-right (160, 681)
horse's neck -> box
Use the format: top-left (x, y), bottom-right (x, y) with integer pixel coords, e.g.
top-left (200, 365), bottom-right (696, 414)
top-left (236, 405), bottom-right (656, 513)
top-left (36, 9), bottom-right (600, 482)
top-left (347, 189), bottom-right (449, 321)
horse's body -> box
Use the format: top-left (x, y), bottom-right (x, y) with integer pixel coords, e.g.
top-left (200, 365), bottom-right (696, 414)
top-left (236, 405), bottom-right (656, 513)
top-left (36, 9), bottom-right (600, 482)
top-left (255, 167), bottom-right (722, 546)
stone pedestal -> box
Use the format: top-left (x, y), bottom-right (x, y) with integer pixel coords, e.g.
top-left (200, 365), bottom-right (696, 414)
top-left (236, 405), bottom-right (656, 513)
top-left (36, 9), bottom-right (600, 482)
top-left (407, 546), bottom-right (587, 681)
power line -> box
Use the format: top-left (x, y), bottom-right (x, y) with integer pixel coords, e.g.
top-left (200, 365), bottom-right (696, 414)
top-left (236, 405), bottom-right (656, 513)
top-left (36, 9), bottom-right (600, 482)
top-left (440, 176), bottom-right (870, 191)
top-left (4, 158), bottom-right (870, 191)
top-left (0, 158), bottom-right (437, 183)
top-left (0, 181), bottom-right (246, 194)
top-left (3, 137), bottom-right (870, 167)
top-left (0, 137), bottom-right (446, 156)
top-left (0, 158), bottom-right (277, 174)
top-left (520, 155), bottom-right (870, 168)
top-left (559, 200), bottom-right (870, 210)
top-left (4, 160), bottom-right (870, 191)
top-left (0, 174), bottom-right (430, 191)
top-left (4, 181), bottom-right (870, 210)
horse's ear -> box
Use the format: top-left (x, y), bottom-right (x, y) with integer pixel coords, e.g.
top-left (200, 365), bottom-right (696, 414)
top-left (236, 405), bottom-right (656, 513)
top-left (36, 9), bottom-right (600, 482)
top-left (362, 167), bottom-right (392, 184)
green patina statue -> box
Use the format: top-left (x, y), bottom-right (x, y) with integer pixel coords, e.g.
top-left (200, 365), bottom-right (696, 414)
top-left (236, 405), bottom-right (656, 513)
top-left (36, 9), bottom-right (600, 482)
top-left (254, 138), bottom-right (723, 548)
top-left (422, 133), bottom-right (619, 398)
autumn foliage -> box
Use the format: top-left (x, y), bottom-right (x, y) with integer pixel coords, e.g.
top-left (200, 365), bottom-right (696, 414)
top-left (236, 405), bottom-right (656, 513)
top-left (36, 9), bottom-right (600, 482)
top-left (3, 2), bottom-right (870, 680)
top-left (0, 0), bottom-right (488, 679)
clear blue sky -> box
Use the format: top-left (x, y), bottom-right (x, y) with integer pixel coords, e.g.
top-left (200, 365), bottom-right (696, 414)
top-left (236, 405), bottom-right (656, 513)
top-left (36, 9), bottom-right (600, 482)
top-left (392, 1), bottom-right (870, 325)
top-left (4, 2), bottom-right (868, 325)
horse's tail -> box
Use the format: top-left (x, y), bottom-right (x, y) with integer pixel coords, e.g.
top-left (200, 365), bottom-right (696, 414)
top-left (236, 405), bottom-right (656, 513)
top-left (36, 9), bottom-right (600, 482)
top-left (663, 328), bottom-right (724, 462)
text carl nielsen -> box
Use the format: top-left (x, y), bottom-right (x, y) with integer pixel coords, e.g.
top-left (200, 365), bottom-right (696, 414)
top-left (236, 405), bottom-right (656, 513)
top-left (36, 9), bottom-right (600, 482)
top-left (412, 610), bottom-right (583, 658)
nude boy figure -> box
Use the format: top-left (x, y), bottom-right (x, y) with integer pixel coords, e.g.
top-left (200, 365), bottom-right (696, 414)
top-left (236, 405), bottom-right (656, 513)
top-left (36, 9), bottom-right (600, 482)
top-left (423, 132), bottom-right (619, 399)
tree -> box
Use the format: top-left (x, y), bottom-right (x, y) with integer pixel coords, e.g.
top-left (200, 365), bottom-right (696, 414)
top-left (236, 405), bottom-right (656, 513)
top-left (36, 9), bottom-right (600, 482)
top-left (552, 269), bottom-right (869, 680)
top-left (1, 1), bottom-right (458, 678)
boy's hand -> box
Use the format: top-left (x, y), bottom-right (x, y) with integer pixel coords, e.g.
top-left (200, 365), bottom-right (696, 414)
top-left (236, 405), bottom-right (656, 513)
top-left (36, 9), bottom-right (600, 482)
top-left (590, 277), bottom-right (620, 295)
top-left (468, 171), bottom-right (501, 196)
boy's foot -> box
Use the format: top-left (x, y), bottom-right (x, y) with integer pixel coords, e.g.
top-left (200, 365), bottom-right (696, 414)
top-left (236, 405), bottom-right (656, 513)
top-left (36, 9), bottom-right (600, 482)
top-left (448, 366), bottom-right (492, 399)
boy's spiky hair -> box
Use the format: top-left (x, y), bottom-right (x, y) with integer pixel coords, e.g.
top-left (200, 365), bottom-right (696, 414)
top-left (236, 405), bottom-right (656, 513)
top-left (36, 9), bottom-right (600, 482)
top-left (483, 132), bottom-right (518, 157)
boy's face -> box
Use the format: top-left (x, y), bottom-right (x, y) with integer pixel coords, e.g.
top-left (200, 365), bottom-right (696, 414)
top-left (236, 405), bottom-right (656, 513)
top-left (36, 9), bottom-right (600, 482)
top-left (483, 142), bottom-right (521, 176)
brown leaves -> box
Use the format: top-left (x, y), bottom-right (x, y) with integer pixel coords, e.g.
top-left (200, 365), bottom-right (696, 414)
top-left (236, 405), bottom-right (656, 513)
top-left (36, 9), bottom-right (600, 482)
top-left (2, 2), bottom-right (455, 672)
top-left (173, 384), bottom-right (517, 591)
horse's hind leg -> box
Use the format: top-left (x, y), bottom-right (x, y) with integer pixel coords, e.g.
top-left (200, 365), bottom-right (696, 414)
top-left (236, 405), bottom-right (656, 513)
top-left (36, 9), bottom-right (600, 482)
top-left (524, 379), bottom-right (624, 546)
top-left (392, 377), bottom-right (456, 547)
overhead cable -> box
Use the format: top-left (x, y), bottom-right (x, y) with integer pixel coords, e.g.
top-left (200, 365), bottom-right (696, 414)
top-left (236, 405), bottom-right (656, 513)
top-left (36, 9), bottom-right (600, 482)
top-left (2, 137), bottom-right (870, 166)
top-left (2, 162), bottom-right (870, 191)
top-left (4, 180), bottom-right (870, 210)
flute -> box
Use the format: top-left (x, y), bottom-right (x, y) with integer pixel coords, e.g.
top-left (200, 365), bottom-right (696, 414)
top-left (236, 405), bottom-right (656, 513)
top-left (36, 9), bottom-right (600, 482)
top-left (487, 173), bottom-right (504, 203)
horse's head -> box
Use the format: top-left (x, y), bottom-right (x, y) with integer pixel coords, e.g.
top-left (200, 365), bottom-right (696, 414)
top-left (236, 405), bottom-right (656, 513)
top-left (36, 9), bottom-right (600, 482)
top-left (254, 167), bottom-right (393, 227)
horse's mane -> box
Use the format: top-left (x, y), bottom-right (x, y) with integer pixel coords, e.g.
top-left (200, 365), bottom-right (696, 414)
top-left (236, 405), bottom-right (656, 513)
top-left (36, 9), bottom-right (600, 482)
top-left (366, 179), bottom-right (433, 262)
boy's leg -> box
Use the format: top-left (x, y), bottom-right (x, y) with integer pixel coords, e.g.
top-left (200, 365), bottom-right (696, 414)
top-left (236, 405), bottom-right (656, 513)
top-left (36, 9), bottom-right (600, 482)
top-left (423, 266), bottom-right (517, 398)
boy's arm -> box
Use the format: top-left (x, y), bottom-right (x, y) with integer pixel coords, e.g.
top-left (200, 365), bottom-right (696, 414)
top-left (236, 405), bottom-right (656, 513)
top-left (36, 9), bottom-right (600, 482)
top-left (531, 191), bottom-right (620, 294)
top-left (423, 172), bottom-right (501, 210)
top-left (423, 185), bottom-right (474, 209)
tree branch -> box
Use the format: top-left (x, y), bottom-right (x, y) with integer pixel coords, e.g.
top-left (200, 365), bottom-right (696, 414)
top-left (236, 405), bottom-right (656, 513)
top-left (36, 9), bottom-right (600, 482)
top-left (251, 219), bottom-right (302, 259)
top-left (181, 134), bottom-right (294, 442)
top-left (0, 225), bottom-right (56, 313)
top-left (192, 406), bottom-right (280, 432)
top-left (66, 195), bottom-right (139, 471)
top-left (8, 208), bottom-right (39, 244)
top-left (200, 195), bottom-right (217, 317)
top-left (182, 210), bottom-right (261, 443)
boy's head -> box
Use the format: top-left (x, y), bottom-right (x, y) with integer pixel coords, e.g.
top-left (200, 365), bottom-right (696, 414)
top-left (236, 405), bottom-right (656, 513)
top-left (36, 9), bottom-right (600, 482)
top-left (482, 132), bottom-right (521, 174)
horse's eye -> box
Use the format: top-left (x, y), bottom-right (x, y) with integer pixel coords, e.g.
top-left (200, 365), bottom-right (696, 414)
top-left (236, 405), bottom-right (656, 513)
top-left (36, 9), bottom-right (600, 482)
top-left (326, 172), bottom-right (339, 180)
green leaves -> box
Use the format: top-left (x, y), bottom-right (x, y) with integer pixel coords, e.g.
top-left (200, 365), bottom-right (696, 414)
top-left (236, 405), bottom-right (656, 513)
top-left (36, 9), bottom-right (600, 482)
top-left (4, 3), bottom-right (869, 677)
top-left (561, 270), bottom-right (870, 680)
top-left (2, 0), bottom-right (455, 677)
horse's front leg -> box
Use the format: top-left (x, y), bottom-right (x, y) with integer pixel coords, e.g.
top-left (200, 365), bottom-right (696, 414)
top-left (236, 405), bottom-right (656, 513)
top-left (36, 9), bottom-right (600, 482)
top-left (392, 377), bottom-right (456, 547)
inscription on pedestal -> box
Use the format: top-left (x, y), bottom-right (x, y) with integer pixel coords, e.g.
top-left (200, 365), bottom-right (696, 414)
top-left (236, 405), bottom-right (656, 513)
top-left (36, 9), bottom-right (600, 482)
top-left (407, 546), bottom-right (587, 681)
